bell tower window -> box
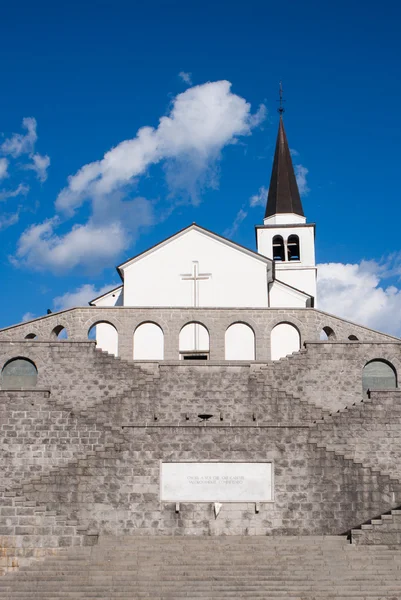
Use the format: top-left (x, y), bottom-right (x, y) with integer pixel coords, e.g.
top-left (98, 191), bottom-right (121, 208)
top-left (272, 235), bottom-right (285, 261)
top-left (287, 235), bottom-right (300, 261)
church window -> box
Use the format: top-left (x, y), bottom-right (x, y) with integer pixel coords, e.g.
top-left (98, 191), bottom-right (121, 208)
top-left (133, 322), bottom-right (164, 360)
top-left (1, 357), bottom-right (38, 389)
top-left (25, 333), bottom-right (37, 340)
top-left (362, 359), bottom-right (397, 396)
top-left (88, 321), bottom-right (118, 357)
top-left (225, 323), bottom-right (255, 360)
top-left (272, 235), bottom-right (285, 261)
top-left (179, 322), bottom-right (209, 360)
top-left (320, 326), bottom-right (336, 341)
top-left (287, 235), bottom-right (300, 261)
top-left (51, 325), bottom-right (68, 340)
top-left (270, 322), bottom-right (300, 360)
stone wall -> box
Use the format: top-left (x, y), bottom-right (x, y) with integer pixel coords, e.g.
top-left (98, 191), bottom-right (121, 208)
top-left (1, 339), bottom-right (401, 552)
top-left (0, 306), bottom-right (396, 361)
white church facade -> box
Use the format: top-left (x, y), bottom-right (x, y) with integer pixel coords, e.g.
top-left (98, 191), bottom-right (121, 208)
top-left (90, 116), bottom-right (317, 361)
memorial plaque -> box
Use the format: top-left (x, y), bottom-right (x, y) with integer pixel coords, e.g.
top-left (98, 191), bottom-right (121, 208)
top-left (160, 462), bottom-right (273, 502)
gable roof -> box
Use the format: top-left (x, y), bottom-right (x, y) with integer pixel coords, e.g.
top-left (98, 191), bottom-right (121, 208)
top-left (89, 284), bottom-right (123, 306)
top-left (116, 223), bottom-right (273, 279)
top-left (270, 278), bottom-right (314, 307)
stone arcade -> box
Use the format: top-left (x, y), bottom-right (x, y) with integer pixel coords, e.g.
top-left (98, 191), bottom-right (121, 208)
top-left (1, 115), bottom-right (401, 598)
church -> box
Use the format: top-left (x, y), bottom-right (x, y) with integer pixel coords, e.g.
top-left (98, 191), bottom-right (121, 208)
top-left (1, 114), bottom-right (401, 598)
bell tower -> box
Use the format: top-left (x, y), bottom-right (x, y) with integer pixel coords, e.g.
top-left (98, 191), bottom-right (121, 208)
top-left (256, 93), bottom-right (317, 304)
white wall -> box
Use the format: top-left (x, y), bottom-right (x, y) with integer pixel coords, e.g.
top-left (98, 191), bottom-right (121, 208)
top-left (122, 228), bottom-right (270, 308)
top-left (269, 281), bottom-right (308, 308)
top-left (94, 322), bottom-right (118, 356)
top-left (225, 323), bottom-right (255, 360)
top-left (257, 224), bottom-right (316, 300)
top-left (91, 286), bottom-right (123, 307)
top-left (133, 323), bottom-right (164, 360)
top-left (270, 323), bottom-right (300, 361)
top-left (263, 213), bottom-right (306, 225)
top-left (179, 323), bottom-right (209, 354)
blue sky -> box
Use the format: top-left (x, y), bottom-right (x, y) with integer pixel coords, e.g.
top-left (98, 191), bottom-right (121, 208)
top-left (1, 0), bottom-right (401, 335)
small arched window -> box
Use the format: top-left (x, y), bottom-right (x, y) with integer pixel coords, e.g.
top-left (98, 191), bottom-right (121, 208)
top-left (52, 325), bottom-right (68, 340)
top-left (133, 322), bottom-right (164, 360)
top-left (25, 333), bottom-right (37, 340)
top-left (179, 322), bottom-right (209, 360)
top-left (320, 326), bottom-right (336, 341)
top-left (225, 323), bottom-right (255, 360)
top-left (362, 359), bottom-right (397, 396)
top-left (88, 322), bottom-right (118, 357)
top-left (348, 335), bottom-right (358, 341)
top-left (272, 235), bottom-right (285, 261)
top-left (287, 235), bottom-right (300, 261)
top-left (1, 357), bottom-right (38, 389)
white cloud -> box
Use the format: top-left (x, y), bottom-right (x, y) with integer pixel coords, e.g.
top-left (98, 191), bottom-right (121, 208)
top-left (56, 81), bottom-right (266, 214)
top-left (0, 210), bottom-right (20, 230)
top-left (223, 208), bottom-right (248, 238)
top-left (22, 312), bottom-right (36, 322)
top-left (317, 259), bottom-right (401, 337)
top-left (14, 195), bottom-right (154, 272)
top-left (0, 158), bottom-right (8, 179)
top-left (295, 164), bottom-right (309, 196)
top-left (1, 117), bottom-right (38, 157)
top-left (249, 185), bottom-right (268, 207)
top-left (53, 283), bottom-right (117, 310)
top-left (0, 183), bottom-right (30, 202)
top-left (15, 81), bottom-right (265, 273)
top-left (290, 148), bottom-right (299, 157)
top-left (179, 71), bottom-right (192, 85)
top-left (25, 153), bottom-right (50, 182)
top-left (15, 218), bottom-right (128, 272)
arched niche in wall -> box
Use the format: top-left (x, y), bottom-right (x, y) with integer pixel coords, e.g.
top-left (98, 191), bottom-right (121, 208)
top-left (25, 333), bottom-right (37, 340)
top-left (133, 322), bottom-right (164, 360)
top-left (362, 359), bottom-right (397, 396)
top-left (225, 323), bottom-right (255, 360)
top-left (1, 357), bottom-right (38, 389)
top-left (51, 325), bottom-right (68, 340)
top-left (88, 321), bottom-right (118, 357)
top-left (179, 322), bottom-right (209, 360)
top-left (319, 326), bottom-right (336, 341)
top-left (270, 322), bottom-right (301, 361)
top-left (348, 335), bottom-right (359, 341)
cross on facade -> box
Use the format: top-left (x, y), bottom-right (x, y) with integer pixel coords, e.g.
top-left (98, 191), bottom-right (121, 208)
top-left (180, 261), bottom-right (212, 308)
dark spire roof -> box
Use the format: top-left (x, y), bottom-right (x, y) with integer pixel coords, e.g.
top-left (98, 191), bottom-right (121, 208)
top-left (264, 116), bottom-right (304, 219)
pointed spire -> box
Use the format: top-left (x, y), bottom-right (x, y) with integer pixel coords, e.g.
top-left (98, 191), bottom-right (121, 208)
top-left (264, 115), bottom-right (304, 219)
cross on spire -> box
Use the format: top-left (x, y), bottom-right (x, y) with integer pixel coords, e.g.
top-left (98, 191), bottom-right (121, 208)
top-left (278, 81), bottom-right (285, 115)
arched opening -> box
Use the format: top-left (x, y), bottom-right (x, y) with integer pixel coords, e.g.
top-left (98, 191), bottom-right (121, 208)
top-left (320, 326), bottom-right (336, 341)
top-left (25, 333), bottom-right (37, 340)
top-left (287, 235), bottom-right (300, 261)
top-left (179, 322), bottom-right (209, 360)
top-left (88, 322), bottom-right (118, 356)
top-left (270, 322), bottom-right (301, 361)
top-left (1, 357), bottom-right (38, 389)
top-left (133, 322), bottom-right (164, 360)
top-left (348, 335), bottom-right (359, 341)
top-left (51, 325), bottom-right (68, 340)
top-left (362, 359), bottom-right (397, 396)
top-left (225, 323), bottom-right (255, 360)
top-left (272, 235), bottom-right (285, 261)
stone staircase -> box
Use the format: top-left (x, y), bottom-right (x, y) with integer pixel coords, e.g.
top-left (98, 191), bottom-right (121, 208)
top-left (1, 535), bottom-right (401, 599)
top-left (351, 508), bottom-right (401, 545)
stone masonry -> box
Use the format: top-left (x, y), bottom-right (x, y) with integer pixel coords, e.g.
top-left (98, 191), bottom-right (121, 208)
top-left (0, 307), bottom-right (401, 579)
